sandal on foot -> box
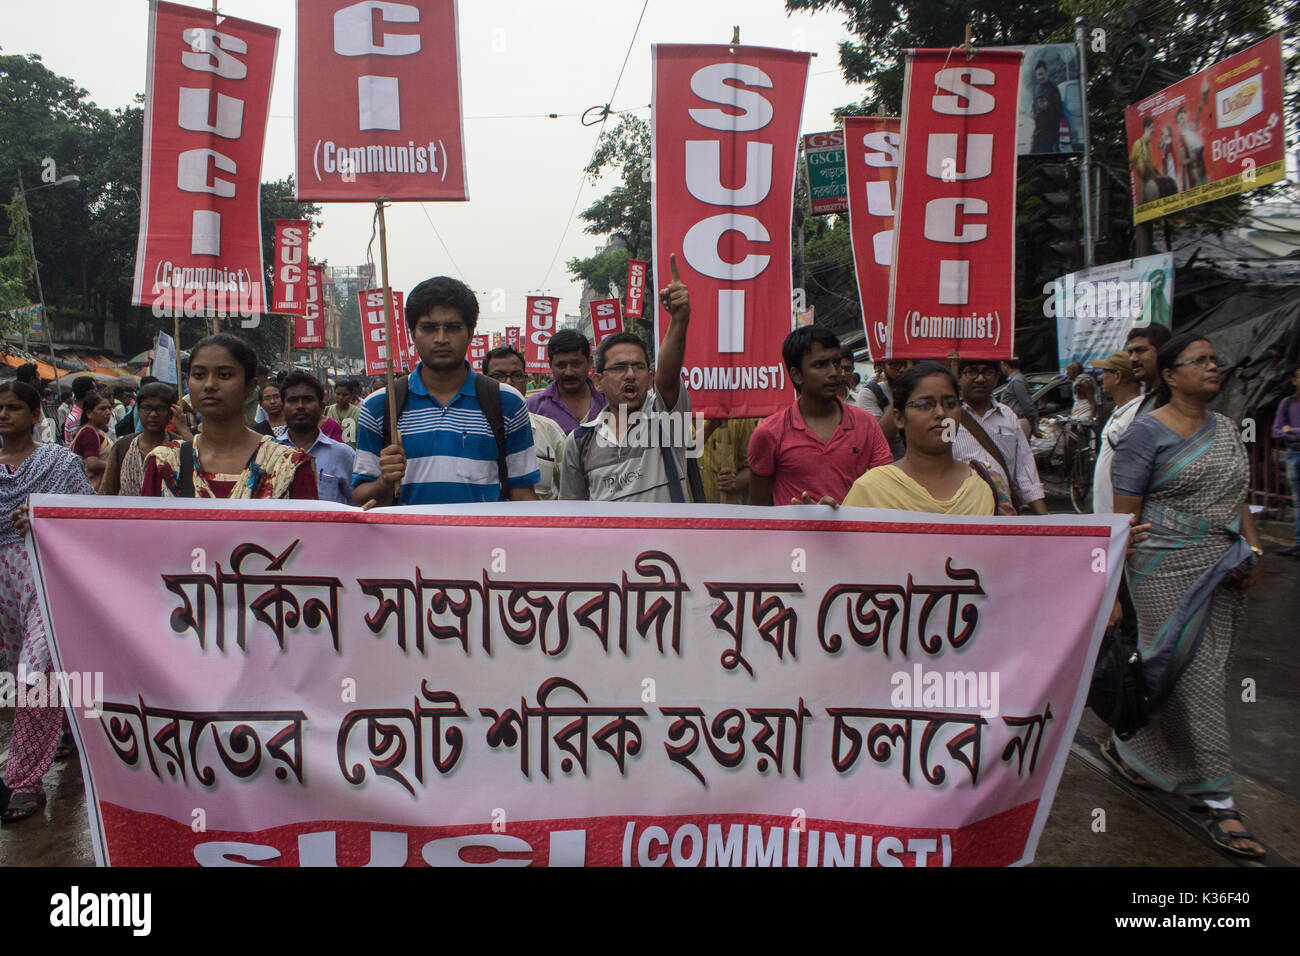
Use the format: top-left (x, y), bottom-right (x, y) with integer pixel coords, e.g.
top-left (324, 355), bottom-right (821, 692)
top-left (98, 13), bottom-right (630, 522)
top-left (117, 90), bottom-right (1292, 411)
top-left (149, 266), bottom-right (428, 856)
top-left (54, 732), bottom-right (76, 760)
top-left (1101, 739), bottom-right (1153, 789)
top-left (1, 791), bottom-right (45, 824)
top-left (1204, 808), bottom-right (1266, 860)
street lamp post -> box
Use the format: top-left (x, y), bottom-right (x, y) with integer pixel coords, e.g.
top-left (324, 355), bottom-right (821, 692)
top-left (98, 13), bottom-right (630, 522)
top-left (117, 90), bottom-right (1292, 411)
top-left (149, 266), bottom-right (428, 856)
top-left (14, 168), bottom-right (81, 400)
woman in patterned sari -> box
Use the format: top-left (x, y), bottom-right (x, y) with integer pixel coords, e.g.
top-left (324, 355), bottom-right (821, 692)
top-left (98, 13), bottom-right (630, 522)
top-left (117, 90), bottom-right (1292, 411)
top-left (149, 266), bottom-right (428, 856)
top-left (1110, 333), bottom-right (1265, 859)
top-left (139, 334), bottom-right (317, 500)
top-left (0, 381), bottom-right (96, 822)
top-left (99, 382), bottom-right (177, 496)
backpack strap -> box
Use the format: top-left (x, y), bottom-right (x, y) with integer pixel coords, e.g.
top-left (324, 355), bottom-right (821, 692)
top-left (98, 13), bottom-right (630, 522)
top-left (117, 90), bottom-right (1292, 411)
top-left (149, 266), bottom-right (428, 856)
top-left (959, 409), bottom-right (1023, 513)
top-left (473, 372), bottom-right (511, 502)
top-left (178, 441), bottom-right (196, 499)
top-left (660, 444), bottom-right (686, 503)
top-left (867, 381), bottom-right (890, 410)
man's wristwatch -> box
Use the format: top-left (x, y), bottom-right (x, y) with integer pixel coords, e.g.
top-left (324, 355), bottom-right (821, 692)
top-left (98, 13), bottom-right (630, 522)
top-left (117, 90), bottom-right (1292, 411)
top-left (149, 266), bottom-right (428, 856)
top-left (1250, 546), bottom-right (1263, 556)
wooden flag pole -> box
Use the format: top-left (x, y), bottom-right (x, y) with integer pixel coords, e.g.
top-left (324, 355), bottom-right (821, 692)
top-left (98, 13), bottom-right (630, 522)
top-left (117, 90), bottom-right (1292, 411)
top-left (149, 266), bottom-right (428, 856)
top-left (375, 198), bottom-right (400, 448)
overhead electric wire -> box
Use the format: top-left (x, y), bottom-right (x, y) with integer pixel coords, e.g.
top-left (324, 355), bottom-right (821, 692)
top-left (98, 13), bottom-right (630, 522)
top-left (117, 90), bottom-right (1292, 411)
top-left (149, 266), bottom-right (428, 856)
top-left (418, 202), bottom-right (470, 284)
top-left (536, 0), bottom-right (651, 291)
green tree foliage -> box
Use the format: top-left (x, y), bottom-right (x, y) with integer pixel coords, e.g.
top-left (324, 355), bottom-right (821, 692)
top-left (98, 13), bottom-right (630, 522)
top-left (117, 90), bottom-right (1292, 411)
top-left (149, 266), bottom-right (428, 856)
top-left (567, 114), bottom-right (654, 336)
top-left (786, 0), bottom-right (1295, 367)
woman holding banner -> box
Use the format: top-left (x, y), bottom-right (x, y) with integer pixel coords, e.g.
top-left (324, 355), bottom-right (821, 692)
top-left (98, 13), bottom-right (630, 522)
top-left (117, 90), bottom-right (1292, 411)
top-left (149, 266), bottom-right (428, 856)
top-left (1109, 333), bottom-right (1266, 860)
top-left (139, 334), bottom-right (317, 500)
top-left (0, 381), bottom-right (95, 822)
top-left (843, 363), bottom-right (1013, 515)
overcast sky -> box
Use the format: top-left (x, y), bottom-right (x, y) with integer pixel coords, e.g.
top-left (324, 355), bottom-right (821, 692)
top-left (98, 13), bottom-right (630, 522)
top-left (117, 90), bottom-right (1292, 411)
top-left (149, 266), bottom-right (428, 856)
top-left (0, 0), bottom-right (861, 336)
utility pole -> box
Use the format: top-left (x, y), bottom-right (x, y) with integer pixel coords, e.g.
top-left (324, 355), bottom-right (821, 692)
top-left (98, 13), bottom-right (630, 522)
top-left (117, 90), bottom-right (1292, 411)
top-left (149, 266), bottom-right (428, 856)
top-left (16, 169), bottom-right (66, 390)
top-left (1075, 17), bottom-right (1096, 267)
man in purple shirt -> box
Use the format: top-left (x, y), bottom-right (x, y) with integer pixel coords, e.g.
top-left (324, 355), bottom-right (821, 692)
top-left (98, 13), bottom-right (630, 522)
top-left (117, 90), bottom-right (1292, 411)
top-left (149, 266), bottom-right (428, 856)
top-left (526, 329), bottom-right (608, 435)
top-left (1272, 364), bottom-right (1300, 556)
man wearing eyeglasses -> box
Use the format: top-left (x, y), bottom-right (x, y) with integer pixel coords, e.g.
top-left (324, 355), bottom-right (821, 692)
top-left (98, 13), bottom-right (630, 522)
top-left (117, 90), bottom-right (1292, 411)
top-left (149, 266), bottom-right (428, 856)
top-left (950, 359), bottom-right (1049, 514)
top-left (560, 254), bottom-right (693, 503)
top-left (526, 329), bottom-right (607, 435)
top-left (483, 345), bottom-right (566, 500)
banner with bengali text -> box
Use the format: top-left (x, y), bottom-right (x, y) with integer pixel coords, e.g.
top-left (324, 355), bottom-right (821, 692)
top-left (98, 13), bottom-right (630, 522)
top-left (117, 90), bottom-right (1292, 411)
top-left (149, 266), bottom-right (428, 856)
top-left (31, 498), bottom-right (1125, 867)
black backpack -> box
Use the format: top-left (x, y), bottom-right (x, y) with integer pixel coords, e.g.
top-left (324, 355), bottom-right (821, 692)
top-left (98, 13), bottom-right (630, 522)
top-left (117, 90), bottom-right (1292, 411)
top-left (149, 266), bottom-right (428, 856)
top-left (381, 371), bottom-right (511, 503)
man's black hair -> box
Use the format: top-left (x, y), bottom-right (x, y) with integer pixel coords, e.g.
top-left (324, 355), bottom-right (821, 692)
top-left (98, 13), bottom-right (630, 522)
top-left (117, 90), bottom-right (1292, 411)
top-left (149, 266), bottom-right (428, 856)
top-left (281, 369), bottom-right (325, 403)
top-left (72, 375), bottom-right (96, 400)
top-left (781, 326), bottom-right (841, 392)
top-left (839, 344), bottom-right (855, 362)
top-left (14, 363), bottom-right (39, 386)
top-left (482, 345), bottom-right (527, 376)
top-left (958, 357), bottom-right (1001, 376)
top-left (405, 276), bottom-right (479, 334)
top-left (593, 332), bottom-right (648, 373)
top-left (140, 375), bottom-right (159, 387)
top-left (1001, 356), bottom-right (1023, 370)
top-left (1126, 323), bottom-right (1172, 350)
top-left (547, 329), bottom-right (590, 361)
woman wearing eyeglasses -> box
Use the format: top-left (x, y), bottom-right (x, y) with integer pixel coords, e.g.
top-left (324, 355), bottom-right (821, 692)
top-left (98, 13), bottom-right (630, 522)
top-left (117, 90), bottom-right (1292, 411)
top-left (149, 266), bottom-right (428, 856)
top-left (1107, 332), bottom-right (1266, 860)
top-left (843, 362), bottom-right (1012, 515)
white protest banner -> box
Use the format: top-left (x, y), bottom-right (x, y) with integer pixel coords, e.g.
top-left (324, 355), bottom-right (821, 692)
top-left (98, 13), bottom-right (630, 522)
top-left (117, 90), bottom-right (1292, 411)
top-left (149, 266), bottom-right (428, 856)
top-left (31, 498), bottom-right (1125, 867)
top-left (151, 331), bottom-right (178, 384)
top-left (1052, 253), bottom-right (1173, 373)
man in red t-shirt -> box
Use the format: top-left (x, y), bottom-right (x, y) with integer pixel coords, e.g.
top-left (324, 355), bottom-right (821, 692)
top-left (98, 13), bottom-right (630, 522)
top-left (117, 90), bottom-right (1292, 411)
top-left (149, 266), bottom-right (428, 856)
top-left (748, 327), bottom-right (892, 506)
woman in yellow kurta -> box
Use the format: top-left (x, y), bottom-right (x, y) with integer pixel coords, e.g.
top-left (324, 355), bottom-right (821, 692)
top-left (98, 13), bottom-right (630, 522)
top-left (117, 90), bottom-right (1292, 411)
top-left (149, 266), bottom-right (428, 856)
top-left (844, 362), bottom-right (1010, 515)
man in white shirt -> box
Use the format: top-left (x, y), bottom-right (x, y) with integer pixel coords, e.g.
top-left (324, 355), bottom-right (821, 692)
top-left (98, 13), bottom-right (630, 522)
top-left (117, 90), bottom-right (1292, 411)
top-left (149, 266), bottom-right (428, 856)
top-left (483, 346), bottom-right (565, 500)
top-left (854, 358), bottom-right (907, 459)
top-left (950, 359), bottom-right (1049, 514)
top-left (1089, 352), bottom-right (1142, 514)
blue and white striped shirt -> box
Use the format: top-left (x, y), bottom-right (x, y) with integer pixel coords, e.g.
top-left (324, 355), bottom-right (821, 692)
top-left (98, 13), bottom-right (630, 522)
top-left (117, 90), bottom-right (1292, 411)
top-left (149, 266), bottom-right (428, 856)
top-left (352, 364), bottom-right (539, 505)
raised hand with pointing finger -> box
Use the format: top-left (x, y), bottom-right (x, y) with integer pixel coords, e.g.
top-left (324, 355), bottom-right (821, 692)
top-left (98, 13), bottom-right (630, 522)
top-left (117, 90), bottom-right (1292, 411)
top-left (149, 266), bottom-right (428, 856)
top-left (654, 252), bottom-right (691, 410)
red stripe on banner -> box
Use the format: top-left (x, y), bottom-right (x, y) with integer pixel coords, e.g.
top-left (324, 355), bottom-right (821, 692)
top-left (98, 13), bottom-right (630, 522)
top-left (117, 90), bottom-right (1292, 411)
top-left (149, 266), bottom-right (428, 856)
top-left (31, 506), bottom-right (1113, 537)
top-left (98, 801), bottom-right (1039, 866)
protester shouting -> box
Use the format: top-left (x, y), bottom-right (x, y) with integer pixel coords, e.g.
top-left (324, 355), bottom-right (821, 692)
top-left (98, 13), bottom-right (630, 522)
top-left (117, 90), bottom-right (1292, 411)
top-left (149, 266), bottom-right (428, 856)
top-left (843, 362), bottom-right (1012, 515)
top-left (279, 370), bottom-right (356, 506)
top-left (1109, 333), bottom-right (1265, 860)
top-left (0, 381), bottom-right (95, 822)
top-left (483, 345), bottom-right (565, 500)
top-left (99, 382), bottom-right (177, 496)
top-left (527, 329), bottom-right (608, 435)
top-left (353, 276), bottom-right (539, 507)
top-left (560, 254), bottom-right (692, 503)
top-left (140, 334), bottom-right (317, 499)
top-left (748, 326), bottom-right (891, 507)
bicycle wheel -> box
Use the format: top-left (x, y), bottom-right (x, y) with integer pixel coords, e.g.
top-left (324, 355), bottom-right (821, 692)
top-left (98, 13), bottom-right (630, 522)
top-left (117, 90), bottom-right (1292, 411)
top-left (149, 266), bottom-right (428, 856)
top-left (1070, 448), bottom-right (1094, 513)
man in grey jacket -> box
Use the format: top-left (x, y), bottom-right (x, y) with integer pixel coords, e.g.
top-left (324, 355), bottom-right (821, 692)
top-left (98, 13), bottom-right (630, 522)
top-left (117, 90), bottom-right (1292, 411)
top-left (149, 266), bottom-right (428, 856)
top-left (999, 357), bottom-right (1039, 438)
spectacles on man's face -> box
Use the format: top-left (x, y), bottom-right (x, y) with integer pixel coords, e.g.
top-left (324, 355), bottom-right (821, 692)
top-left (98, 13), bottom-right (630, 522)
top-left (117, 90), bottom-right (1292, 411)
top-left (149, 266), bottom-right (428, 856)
top-left (905, 396), bottom-right (961, 413)
top-left (487, 369), bottom-right (527, 384)
top-left (962, 367), bottom-right (996, 380)
top-left (603, 362), bottom-right (649, 376)
top-left (1173, 355), bottom-right (1222, 370)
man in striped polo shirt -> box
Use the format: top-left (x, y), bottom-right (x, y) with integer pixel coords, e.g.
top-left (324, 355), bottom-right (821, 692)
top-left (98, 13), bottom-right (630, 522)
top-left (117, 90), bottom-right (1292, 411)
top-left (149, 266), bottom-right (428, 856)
top-left (352, 276), bottom-right (540, 506)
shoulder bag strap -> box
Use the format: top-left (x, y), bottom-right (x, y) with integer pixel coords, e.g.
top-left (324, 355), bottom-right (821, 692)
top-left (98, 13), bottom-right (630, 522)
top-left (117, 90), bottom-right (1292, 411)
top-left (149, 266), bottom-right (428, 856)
top-left (179, 441), bottom-right (196, 499)
top-left (474, 372), bottom-right (511, 501)
top-left (959, 409), bottom-right (1022, 513)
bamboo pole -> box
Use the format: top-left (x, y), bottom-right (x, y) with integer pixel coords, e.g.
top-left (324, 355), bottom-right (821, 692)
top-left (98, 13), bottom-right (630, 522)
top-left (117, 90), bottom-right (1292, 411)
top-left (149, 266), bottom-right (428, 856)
top-left (375, 198), bottom-right (401, 450)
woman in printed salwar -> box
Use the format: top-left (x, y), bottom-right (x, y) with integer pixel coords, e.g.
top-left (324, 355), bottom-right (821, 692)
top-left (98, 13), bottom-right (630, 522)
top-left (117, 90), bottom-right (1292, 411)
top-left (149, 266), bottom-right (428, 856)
top-left (0, 381), bottom-right (95, 823)
top-left (1109, 333), bottom-right (1266, 860)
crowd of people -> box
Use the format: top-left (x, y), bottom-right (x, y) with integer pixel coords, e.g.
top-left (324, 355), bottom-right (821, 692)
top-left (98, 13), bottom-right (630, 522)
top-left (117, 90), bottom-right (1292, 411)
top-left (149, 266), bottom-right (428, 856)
top-left (0, 261), bottom-right (1289, 863)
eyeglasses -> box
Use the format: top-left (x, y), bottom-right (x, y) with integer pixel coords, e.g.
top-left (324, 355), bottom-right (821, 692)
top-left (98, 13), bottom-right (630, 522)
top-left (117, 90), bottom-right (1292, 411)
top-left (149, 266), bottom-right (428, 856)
top-left (904, 396), bottom-right (961, 412)
top-left (962, 367), bottom-right (996, 379)
top-left (487, 370), bottom-right (527, 383)
top-left (415, 322), bottom-right (467, 336)
top-left (603, 362), bottom-right (649, 375)
top-left (1173, 356), bottom-right (1222, 370)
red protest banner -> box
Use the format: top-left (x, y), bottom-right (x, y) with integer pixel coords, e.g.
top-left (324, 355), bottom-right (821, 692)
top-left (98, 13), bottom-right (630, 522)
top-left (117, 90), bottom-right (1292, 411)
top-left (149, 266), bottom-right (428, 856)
top-left (524, 296), bottom-right (560, 374)
top-left (273, 219), bottom-right (308, 314)
top-left (590, 298), bottom-right (623, 347)
top-left (1125, 33), bottom-right (1284, 224)
top-left (468, 334), bottom-right (489, 365)
top-left (359, 288), bottom-right (412, 376)
top-left (505, 326), bottom-right (521, 349)
top-left (295, 0), bottom-right (467, 201)
top-left (652, 44), bottom-right (808, 418)
top-left (624, 259), bottom-right (648, 320)
top-left (491, 331), bottom-right (503, 349)
top-left (887, 48), bottom-right (1021, 360)
top-left (294, 265), bottom-right (326, 348)
top-left (132, 1), bottom-right (277, 320)
top-left (843, 117), bottom-right (900, 361)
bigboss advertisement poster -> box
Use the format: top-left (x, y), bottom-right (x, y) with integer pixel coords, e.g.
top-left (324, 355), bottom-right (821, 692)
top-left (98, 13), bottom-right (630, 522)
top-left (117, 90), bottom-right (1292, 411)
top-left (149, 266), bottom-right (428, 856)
top-left (30, 499), bottom-right (1127, 867)
top-left (1125, 33), bottom-right (1285, 224)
